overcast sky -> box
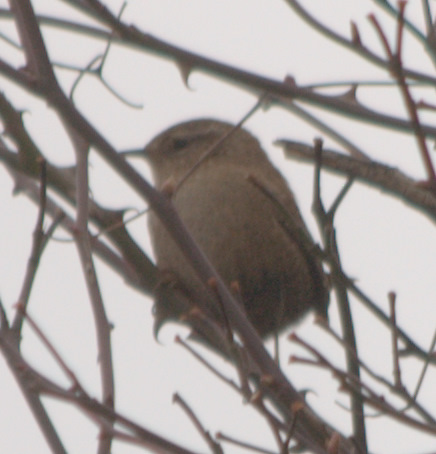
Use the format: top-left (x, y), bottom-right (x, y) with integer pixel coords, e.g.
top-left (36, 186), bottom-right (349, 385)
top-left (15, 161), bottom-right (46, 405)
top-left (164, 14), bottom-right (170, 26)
top-left (1, 1), bottom-right (436, 453)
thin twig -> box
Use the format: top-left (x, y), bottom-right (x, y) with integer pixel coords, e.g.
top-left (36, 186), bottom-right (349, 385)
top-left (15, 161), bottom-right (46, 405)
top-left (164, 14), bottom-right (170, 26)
top-left (311, 139), bottom-right (367, 452)
top-left (70, 125), bottom-right (115, 453)
top-left (173, 93), bottom-right (268, 194)
top-left (278, 141), bottom-right (436, 224)
top-left (11, 159), bottom-right (47, 339)
top-left (0, 311), bottom-right (67, 453)
top-left (216, 432), bottom-right (276, 454)
top-left (317, 318), bottom-right (436, 425)
top-left (282, 406), bottom-right (301, 454)
top-left (17, 307), bottom-right (81, 386)
top-left (0, 330), bottom-right (202, 454)
top-left (412, 328), bottom-right (436, 401)
top-left (173, 393), bottom-right (223, 454)
top-left (276, 98), bottom-right (370, 161)
top-left (11, 160), bottom-right (64, 340)
top-left (372, 0), bottom-right (436, 66)
top-left (4, 7), bottom-right (436, 139)
top-left (175, 336), bottom-right (240, 392)
top-left (369, 8), bottom-right (436, 183)
top-left (388, 292), bottom-right (402, 388)
top-left (290, 334), bottom-right (436, 435)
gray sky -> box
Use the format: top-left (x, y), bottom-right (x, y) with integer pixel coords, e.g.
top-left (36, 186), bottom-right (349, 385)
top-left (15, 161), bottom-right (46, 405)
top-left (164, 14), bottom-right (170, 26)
top-left (1, 1), bottom-right (436, 452)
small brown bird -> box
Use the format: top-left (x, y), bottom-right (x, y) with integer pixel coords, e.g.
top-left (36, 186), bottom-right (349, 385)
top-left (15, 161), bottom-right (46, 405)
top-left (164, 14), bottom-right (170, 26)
top-left (144, 119), bottom-right (328, 338)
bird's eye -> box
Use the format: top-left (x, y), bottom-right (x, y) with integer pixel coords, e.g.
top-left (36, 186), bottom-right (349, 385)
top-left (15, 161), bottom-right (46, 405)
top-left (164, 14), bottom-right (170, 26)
top-left (173, 138), bottom-right (189, 150)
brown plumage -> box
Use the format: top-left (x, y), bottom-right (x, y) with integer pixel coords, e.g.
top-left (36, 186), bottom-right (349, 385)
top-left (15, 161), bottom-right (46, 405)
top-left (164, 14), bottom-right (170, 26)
top-left (144, 119), bottom-right (329, 338)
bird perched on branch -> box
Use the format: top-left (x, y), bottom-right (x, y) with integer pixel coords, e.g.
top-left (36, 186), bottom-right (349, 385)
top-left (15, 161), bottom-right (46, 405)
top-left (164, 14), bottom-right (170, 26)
top-left (142, 119), bottom-right (329, 339)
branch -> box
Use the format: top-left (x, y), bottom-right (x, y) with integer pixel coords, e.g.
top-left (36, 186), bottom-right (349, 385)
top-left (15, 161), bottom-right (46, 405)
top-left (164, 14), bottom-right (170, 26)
top-left (69, 126), bottom-right (115, 452)
top-left (0, 327), bottom-right (202, 454)
top-left (0, 91), bottom-right (157, 291)
top-left (311, 140), bottom-right (367, 452)
top-left (283, 0), bottom-right (436, 84)
top-left (369, 5), bottom-right (436, 183)
top-left (278, 141), bottom-right (436, 224)
top-left (2, 7), bottom-right (436, 139)
top-left (0, 300), bottom-right (67, 453)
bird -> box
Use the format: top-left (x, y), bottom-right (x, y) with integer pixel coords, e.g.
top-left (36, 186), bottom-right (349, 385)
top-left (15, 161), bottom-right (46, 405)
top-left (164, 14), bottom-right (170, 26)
top-left (142, 118), bottom-right (329, 339)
